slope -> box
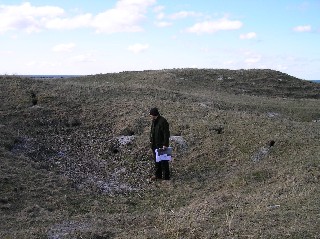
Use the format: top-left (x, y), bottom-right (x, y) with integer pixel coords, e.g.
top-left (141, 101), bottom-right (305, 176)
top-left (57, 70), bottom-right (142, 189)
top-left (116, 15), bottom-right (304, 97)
top-left (0, 69), bottom-right (319, 238)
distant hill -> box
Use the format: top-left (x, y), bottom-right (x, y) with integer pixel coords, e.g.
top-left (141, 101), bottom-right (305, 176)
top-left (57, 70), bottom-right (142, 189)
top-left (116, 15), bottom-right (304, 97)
top-left (1, 68), bottom-right (320, 238)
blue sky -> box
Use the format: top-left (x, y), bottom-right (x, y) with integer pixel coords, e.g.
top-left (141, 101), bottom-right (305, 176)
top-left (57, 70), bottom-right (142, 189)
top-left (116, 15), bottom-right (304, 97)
top-left (0, 0), bottom-right (319, 80)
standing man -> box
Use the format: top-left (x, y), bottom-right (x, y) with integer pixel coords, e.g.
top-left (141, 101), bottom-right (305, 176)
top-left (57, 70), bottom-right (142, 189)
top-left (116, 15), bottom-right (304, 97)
top-left (149, 107), bottom-right (171, 180)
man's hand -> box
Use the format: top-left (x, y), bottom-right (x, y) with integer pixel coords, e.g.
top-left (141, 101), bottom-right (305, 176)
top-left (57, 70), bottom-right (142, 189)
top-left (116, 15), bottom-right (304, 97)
top-left (162, 146), bottom-right (167, 150)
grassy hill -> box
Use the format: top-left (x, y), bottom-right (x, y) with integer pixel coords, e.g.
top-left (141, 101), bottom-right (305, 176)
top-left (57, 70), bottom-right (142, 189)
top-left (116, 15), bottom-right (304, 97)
top-left (1, 69), bottom-right (319, 238)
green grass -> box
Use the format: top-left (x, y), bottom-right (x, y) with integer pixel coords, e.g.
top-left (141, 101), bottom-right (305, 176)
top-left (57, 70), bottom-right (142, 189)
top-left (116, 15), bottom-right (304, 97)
top-left (1, 69), bottom-right (320, 238)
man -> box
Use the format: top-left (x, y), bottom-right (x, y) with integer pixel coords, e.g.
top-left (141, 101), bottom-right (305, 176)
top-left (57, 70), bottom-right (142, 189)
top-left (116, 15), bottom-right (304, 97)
top-left (149, 107), bottom-right (171, 180)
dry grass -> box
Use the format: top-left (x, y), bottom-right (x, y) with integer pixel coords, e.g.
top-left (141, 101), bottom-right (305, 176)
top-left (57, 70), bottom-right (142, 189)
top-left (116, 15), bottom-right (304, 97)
top-left (0, 69), bottom-right (319, 238)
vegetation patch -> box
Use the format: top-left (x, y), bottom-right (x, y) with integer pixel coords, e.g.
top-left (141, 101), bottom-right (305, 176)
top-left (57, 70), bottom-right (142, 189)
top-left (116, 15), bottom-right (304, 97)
top-left (1, 69), bottom-right (319, 238)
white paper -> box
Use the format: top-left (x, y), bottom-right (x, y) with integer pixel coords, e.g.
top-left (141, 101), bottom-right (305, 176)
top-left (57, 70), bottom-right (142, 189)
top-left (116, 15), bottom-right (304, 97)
top-left (155, 147), bottom-right (173, 162)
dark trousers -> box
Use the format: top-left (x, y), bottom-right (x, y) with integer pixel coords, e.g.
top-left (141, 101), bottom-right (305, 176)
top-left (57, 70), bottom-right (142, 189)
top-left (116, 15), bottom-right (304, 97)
top-left (153, 150), bottom-right (170, 180)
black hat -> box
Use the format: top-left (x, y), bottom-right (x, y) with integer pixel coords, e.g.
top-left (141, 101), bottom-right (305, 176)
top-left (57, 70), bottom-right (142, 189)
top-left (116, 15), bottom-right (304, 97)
top-left (149, 107), bottom-right (159, 116)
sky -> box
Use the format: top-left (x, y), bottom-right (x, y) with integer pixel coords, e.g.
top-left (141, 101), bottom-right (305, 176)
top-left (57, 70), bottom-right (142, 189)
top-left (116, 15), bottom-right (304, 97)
top-left (0, 0), bottom-right (320, 80)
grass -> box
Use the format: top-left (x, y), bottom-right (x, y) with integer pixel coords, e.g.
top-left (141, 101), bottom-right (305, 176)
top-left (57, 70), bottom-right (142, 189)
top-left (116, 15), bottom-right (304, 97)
top-left (0, 69), bottom-right (320, 238)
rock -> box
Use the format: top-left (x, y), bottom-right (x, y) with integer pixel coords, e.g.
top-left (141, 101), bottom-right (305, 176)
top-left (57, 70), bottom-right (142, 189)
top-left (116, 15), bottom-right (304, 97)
top-left (170, 136), bottom-right (188, 151)
top-left (252, 140), bottom-right (275, 162)
top-left (117, 135), bottom-right (135, 146)
top-left (267, 112), bottom-right (280, 118)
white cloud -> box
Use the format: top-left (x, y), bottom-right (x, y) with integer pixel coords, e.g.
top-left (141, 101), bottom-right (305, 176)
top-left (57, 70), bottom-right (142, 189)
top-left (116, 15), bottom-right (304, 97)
top-left (240, 32), bottom-right (257, 40)
top-left (169, 11), bottom-right (201, 20)
top-left (185, 18), bottom-right (243, 34)
top-left (0, 2), bottom-right (64, 33)
top-left (153, 5), bottom-right (165, 13)
top-left (52, 43), bottom-right (76, 52)
top-left (127, 43), bottom-right (149, 54)
top-left (154, 10), bottom-right (201, 28)
top-left (155, 21), bottom-right (172, 27)
top-left (156, 12), bottom-right (165, 20)
top-left (0, 0), bottom-right (156, 34)
top-left (91, 0), bottom-right (156, 33)
top-left (45, 14), bottom-right (92, 30)
top-left (293, 25), bottom-right (311, 32)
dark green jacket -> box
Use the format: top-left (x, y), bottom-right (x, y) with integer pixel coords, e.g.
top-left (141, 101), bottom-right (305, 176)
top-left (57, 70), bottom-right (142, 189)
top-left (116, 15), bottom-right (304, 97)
top-left (150, 115), bottom-right (170, 149)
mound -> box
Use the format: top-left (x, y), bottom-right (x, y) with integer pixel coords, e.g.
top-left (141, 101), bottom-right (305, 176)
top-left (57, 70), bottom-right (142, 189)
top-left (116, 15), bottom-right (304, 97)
top-left (1, 69), bottom-right (319, 238)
